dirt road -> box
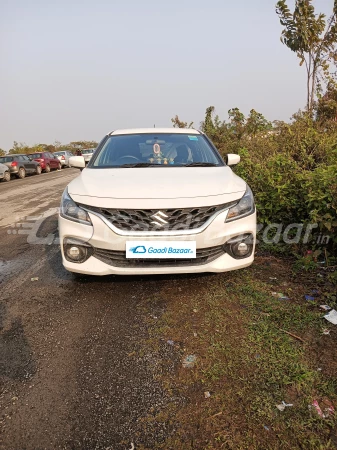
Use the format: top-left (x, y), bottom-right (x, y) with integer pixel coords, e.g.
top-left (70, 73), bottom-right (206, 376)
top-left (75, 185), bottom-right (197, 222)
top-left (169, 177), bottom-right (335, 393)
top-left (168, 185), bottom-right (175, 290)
top-left (0, 169), bottom-right (188, 449)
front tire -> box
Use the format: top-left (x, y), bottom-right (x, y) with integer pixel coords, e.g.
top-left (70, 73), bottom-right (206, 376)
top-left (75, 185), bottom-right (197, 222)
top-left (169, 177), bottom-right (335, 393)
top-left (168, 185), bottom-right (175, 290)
top-left (45, 164), bottom-right (50, 173)
top-left (36, 165), bottom-right (42, 175)
top-left (2, 172), bottom-right (10, 182)
top-left (17, 167), bottom-right (26, 179)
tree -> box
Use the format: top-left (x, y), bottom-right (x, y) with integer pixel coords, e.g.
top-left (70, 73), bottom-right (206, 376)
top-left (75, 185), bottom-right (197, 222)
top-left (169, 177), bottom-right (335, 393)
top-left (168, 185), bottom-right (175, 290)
top-left (246, 109), bottom-right (273, 137)
top-left (276, 0), bottom-right (337, 113)
top-left (171, 115), bottom-right (194, 129)
top-left (0, 148), bottom-right (5, 156)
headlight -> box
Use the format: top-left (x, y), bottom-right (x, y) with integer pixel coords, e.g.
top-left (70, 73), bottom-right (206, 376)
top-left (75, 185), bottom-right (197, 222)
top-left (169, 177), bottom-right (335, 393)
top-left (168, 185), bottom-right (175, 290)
top-left (226, 185), bottom-right (255, 222)
top-left (60, 189), bottom-right (92, 225)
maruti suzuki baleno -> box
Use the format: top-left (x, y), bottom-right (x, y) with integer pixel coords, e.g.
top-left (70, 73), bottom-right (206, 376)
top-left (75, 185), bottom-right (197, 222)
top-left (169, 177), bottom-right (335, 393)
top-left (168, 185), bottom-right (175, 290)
top-left (59, 128), bottom-right (256, 276)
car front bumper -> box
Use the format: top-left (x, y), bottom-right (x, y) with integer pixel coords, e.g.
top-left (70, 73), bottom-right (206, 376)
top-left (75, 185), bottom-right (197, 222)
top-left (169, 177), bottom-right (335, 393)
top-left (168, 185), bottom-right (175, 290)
top-left (59, 208), bottom-right (256, 276)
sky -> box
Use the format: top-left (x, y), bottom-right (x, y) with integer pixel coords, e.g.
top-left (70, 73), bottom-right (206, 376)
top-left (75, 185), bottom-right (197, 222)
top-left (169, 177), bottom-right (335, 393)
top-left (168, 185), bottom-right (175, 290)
top-left (0, 0), bottom-right (333, 151)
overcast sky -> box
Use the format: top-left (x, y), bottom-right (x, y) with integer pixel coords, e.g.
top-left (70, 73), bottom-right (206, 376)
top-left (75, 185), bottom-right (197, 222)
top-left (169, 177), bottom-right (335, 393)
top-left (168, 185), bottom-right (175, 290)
top-left (0, 0), bottom-right (333, 150)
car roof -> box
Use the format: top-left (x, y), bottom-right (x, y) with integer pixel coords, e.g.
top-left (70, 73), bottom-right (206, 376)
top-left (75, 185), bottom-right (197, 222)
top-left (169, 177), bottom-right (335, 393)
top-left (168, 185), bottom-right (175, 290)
top-left (109, 128), bottom-right (201, 136)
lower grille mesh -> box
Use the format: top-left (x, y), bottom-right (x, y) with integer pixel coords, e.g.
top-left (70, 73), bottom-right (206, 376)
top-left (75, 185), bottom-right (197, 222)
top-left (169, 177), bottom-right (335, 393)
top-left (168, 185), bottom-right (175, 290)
top-left (93, 245), bottom-right (225, 268)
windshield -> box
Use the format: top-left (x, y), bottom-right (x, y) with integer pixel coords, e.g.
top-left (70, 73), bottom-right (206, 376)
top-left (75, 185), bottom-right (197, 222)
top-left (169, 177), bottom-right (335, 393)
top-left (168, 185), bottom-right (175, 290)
top-left (82, 149), bottom-right (94, 154)
top-left (29, 153), bottom-right (42, 158)
top-left (54, 152), bottom-right (64, 156)
top-left (90, 133), bottom-right (223, 168)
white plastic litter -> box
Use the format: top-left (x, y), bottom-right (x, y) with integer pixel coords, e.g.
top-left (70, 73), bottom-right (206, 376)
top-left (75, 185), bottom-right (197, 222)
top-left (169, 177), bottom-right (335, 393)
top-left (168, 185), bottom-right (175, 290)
top-left (276, 401), bottom-right (293, 411)
top-left (324, 309), bottom-right (337, 325)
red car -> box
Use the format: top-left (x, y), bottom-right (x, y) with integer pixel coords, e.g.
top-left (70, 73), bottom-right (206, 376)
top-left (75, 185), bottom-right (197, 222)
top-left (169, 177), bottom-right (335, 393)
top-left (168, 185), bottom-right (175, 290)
top-left (28, 151), bottom-right (61, 172)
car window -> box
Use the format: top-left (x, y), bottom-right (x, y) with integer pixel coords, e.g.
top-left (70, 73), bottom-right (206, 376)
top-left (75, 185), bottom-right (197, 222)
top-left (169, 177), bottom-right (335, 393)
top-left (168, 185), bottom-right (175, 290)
top-left (30, 153), bottom-right (42, 158)
top-left (22, 155), bottom-right (30, 161)
top-left (91, 134), bottom-right (223, 168)
top-left (0, 156), bottom-right (13, 163)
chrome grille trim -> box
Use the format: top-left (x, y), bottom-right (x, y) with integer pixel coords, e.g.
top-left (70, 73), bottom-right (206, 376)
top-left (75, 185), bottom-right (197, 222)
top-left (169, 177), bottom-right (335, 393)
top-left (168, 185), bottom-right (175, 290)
top-left (93, 245), bottom-right (225, 268)
top-left (80, 201), bottom-right (238, 236)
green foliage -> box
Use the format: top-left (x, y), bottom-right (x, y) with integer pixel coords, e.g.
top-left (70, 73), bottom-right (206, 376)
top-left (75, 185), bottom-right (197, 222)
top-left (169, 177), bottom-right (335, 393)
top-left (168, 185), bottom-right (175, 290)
top-left (0, 148), bottom-right (5, 156)
top-left (174, 105), bottom-right (337, 253)
top-left (8, 140), bottom-right (98, 155)
top-left (171, 115), bottom-right (194, 129)
top-left (276, 0), bottom-right (337, 112)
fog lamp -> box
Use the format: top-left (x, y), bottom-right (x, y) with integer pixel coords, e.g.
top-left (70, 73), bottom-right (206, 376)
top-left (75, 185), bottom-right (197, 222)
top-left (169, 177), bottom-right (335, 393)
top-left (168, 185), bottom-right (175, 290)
top-left (63, 238), bottom-right (93, 263)
top-left (225, 234), bottom-right (254, 259)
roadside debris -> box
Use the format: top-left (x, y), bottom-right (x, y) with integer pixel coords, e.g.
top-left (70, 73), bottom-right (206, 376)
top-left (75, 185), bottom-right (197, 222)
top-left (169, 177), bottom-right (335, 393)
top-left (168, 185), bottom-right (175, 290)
top-left (311, 399), bottom-right (335, 418)
top-left (279, 328), bottom-right (305, 343)
top-left (322, 328), bottom-right (331, 335)
top-left (305, 295), bottom-right (315, 302)
top-left (319, 305), bottom-right (332, 311)
top-left (182, 354), bottom-right (197, 368)
top-left (276, 401), bottom-right (293, 411)
top-left (324, 309), bottom-right (337, 325)
top-left (129, 443), bottom-right (135, 450)
top-left (204, 391), bottom-right (211, 399)
top-left (272, 292), bottom-right (289, 300)
top-left (31, 277), bottom-right (39, 281)
top-left (263, 425), bottom-right (270, 431)
top-left (167, 340), bottom-right (174, 346)
top-left (193, 332), bottom-right (198, 337)
top-left (193, 309), bottom-right (198, 313)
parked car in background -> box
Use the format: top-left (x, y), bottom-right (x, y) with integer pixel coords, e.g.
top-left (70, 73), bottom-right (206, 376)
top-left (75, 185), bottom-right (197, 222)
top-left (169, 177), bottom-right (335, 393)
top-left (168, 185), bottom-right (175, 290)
top-left (0, 163), bottom-right (11, 182)
top-left (28, 151), bottom-right (61, 172)
top-left (53, 150), bottom-right (74, 168)
top-left (0, 154), bottom-right (42, 179)
top-left (81, 148), bottom-right (95, 165)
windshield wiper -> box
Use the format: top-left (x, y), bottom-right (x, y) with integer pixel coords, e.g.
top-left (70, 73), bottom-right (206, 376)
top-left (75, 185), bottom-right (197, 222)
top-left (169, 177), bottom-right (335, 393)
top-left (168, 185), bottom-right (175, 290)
top-left (119, 162), bottom-right (158, 168)
top-left (184, 162), bottom-right (217, 167)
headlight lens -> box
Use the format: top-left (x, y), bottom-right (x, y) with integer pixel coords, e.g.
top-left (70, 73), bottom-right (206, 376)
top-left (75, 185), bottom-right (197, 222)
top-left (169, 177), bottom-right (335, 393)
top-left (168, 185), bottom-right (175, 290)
top-left (226, 185), bottom-right (255, 222)
top-left (60, 189), bottom-right (92, 225)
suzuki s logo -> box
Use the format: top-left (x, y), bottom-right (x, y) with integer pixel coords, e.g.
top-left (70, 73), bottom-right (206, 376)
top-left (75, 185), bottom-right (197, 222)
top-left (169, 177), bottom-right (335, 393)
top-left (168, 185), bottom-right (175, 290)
top-left (150, 211), bottom-right (169, 227)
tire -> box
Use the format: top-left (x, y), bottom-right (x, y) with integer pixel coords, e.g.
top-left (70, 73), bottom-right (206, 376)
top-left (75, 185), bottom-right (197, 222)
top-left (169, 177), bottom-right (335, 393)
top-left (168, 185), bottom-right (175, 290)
top-left (36, 165), bottom-right (42, 175)
top-left (45, 164), bottom-right (50, 173)
top-left (17, 167), bottom-right (26, 179)
top-left (57, 163), bottom-right (62, 170)
top-left (2, 171), bottom-right (10, 182)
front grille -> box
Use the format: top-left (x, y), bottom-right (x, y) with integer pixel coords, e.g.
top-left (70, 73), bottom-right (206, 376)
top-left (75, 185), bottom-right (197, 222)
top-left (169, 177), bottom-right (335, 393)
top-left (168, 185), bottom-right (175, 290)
top-left (82, 202), bottom-right (237, 232)
top-left (93, 245), bottom-right (225, 268)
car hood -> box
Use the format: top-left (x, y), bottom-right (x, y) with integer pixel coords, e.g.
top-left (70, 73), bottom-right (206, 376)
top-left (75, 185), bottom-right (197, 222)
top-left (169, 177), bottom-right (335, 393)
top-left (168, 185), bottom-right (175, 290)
top-left (68, 166), bottom-right (247, 208)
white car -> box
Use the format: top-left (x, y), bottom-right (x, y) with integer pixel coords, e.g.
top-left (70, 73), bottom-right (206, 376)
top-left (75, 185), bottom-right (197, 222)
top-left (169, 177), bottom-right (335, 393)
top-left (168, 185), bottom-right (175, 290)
top-left (59, 128), bottom-right (256, 276)
top-left (0, 162), bottom-right (10, 182)
top-left (53, 151), bottom-right (74, 167)
top-left (81, 148), bottom-right (95, 164)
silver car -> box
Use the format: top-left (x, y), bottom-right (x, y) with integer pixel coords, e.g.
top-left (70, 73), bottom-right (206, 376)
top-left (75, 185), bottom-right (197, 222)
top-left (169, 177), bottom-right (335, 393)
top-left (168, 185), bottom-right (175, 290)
top-left (81, 148), bottom-right (95, 165)
top-left (0, 162), bottom-right (10, 182)
top-left (53, 151), bottom-right (74, 167)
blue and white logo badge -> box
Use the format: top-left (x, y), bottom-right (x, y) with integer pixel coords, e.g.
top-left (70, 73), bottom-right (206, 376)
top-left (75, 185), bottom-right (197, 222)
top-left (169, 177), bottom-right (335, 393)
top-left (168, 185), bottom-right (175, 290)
top-left (126, 241), bottom-right (196, 259)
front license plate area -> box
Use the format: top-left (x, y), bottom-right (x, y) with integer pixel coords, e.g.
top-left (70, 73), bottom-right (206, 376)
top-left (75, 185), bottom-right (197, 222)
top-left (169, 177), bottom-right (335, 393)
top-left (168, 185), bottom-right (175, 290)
top-left (126, 241), bottom-right (196, 259)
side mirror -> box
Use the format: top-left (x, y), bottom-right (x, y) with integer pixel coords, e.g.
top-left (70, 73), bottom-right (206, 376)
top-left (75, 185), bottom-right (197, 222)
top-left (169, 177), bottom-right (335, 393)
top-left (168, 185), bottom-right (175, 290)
top-left (226, 154), bottom-right (240, 166)
top-left (69, 156), bottom-right (85, 169)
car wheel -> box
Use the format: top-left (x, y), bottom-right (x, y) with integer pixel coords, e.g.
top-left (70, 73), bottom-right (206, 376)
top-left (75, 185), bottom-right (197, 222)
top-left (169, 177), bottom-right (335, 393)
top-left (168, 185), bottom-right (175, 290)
top-left (3, 171), bottom-right (10, 182)
top-left (36, 165), bottom-right (42, 175)
top-left (45, 164), bottom-right (50, 173)
top-left (17, 167), bottom-right (26, 179)
top-left (57, 163), bottom-right (62, 170)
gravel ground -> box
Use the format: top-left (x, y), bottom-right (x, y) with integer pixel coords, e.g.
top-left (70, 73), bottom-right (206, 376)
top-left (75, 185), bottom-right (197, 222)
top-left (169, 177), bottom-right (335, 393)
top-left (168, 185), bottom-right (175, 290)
top-left (0, 169), bottom-right (181, 449)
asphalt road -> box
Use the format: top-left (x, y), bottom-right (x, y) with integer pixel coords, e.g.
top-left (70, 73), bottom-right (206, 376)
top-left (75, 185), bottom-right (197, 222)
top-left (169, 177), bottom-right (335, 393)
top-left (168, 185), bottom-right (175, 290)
top-left (0, 169), bottom-right (188, 449)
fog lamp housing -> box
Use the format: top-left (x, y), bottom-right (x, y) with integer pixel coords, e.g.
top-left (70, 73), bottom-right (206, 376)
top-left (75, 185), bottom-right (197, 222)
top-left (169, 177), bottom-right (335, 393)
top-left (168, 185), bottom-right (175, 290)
top-left (63, 238), bottom-right (93, 263)
top-left (225, 233), bottom-right (254, 259)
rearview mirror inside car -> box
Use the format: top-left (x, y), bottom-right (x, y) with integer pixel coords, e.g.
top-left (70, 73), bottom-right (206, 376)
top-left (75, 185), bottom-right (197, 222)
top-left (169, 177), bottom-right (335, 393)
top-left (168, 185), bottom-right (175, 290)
top-left (69, 156), bottom-right (85, 169)
top-left (226, 154), bottom-right (240, 166)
